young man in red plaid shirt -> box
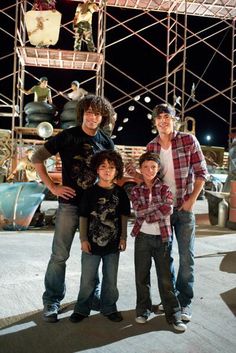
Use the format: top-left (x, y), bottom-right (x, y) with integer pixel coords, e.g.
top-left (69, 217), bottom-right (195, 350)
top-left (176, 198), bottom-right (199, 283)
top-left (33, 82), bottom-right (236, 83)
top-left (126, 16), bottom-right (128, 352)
top-left (127, 103), bottom-right (208, 323)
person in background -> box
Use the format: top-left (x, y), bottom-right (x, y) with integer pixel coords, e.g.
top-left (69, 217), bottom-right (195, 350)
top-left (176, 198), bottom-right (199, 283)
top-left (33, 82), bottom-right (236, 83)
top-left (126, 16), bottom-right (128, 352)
top-left (31, 94), bottom-right (115, 323)
top-left (18, 77), bottom-right (52, 104)
top-left (73, 0), bottom-right (99, 52)
top-left (70, 150), bottom-right (130, 323)
top-left (126, 103), bottom-right (208, 323)
top-left (59, 81), bottom-right (88, 101)
top-left (131, 152), bottom-right (186, 331)
top-left (32, 0), bottom-right (56, 11)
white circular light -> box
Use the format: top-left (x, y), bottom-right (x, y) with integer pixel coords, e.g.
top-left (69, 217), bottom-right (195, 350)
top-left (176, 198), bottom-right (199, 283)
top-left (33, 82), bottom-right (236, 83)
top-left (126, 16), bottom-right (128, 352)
top-left (134, 95), bottom-right (140, 101)
top-left (151, 129), bottom-right (156, 134)
top-left (111, 135), bottom-right (116, 139)
top-left (128, 105), bottom-right (135, 111)
top-left (147, 113), bottom-right (152, 120)
top-left (117, 126), bottom-right (123, 131)
top-left (123, 118), bottom-right (129, 123)
top-left (144, 96), bottom-right (151, 103)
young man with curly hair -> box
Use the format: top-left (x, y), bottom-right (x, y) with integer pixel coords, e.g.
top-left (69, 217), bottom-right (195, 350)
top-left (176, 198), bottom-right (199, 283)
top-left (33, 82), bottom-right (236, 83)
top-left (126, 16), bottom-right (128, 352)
top-left (32, 94), bottom-right (116, 322)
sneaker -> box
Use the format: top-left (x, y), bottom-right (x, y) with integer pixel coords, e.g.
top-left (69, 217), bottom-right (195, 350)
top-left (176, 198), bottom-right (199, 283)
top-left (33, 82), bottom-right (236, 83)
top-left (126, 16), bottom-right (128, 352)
top-left (135, 316), bottom-right (147, 324)
top-left (105, 312), bottom-right (123, 322)
top-left (43, 304), bottom-right (59, 323)
top-left (70, 312), bottom-right (88, 323)
top-left (172, 320), bottom-right (187, 332)
top-left (181, 306), bottom-right (192, 322)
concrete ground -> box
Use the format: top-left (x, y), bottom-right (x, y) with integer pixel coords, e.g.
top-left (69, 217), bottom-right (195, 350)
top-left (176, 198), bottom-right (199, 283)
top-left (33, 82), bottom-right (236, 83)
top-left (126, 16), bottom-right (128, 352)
top-left (0, 199), bottom-right (236, 353)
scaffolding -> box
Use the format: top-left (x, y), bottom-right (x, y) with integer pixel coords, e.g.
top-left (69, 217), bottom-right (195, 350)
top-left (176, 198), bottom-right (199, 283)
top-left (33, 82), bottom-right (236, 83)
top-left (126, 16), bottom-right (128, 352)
top-left (0, 0), bottom-right (235, 153)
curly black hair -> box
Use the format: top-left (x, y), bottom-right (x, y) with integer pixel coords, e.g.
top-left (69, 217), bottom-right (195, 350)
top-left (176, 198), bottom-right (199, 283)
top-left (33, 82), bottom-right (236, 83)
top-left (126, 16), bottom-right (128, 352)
top-left (76, 94), bottom-right (116, 131)
top-left (90, 150), bottom-right (124, 180)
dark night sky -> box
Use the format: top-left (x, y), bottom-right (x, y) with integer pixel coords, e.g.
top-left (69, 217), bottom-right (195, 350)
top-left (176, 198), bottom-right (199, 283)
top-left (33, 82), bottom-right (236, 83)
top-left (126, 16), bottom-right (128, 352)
top-left (0, 0), bottom-right (233, 149)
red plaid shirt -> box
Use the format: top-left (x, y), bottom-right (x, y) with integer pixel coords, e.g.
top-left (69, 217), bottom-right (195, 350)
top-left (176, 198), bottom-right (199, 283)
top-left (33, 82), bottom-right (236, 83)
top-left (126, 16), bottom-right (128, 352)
top-left (130, 178), bottom-right (173, 242)
top-left (147, 131), bottom-right (208, 208)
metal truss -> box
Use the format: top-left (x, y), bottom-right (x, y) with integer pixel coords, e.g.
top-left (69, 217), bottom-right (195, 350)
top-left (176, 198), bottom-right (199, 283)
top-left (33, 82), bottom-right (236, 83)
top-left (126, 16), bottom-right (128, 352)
top-left (0, 0), bottom-right (235, 151)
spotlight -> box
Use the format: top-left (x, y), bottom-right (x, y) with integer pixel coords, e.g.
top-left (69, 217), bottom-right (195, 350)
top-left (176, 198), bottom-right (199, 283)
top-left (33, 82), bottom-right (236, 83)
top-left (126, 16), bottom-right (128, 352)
top-left (144, 96), bottom-right (151, 103)
top-left (37, 122), bottom-right (53, 139)
top-left (128, 105), bottom-right (135, 111)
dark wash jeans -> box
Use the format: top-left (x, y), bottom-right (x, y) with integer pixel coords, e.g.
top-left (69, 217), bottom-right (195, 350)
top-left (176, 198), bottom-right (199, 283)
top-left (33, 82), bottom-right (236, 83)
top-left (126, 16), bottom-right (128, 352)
top-left (171, 209), bottom-right (195, 307)
top-left (134, 232), bottom-right (181, 323)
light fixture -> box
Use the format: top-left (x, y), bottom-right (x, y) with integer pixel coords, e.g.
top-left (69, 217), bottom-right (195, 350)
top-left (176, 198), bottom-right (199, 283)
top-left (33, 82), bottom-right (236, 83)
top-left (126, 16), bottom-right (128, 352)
top-left (147, 114), bottom-right (152, 120)
top-left (134, 95), bottom-right (140, 101)
top-left (37, 122), bottom-right (54, 139)
top-left (144, 96), bottom-right (151, 103)
top-left (128, 105), bottom-right (135, 111)
top-left (123, 118), bottom-right (129, 123)
top-left (117, 126), bottom-right (123, 131)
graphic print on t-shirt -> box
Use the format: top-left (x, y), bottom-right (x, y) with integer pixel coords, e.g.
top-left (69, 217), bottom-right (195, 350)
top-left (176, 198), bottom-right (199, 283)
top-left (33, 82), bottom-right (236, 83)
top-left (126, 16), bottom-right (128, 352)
top-left (89, 193), bottom-right (119, 247)
top-left (71, 143), bottom-right (96, 190)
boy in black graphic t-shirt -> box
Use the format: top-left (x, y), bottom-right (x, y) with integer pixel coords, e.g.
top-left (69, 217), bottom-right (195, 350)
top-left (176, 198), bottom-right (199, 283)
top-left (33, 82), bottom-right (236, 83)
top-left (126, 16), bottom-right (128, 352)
top-left (70, 150), bottom-right (130, 323)
top-left (32, 95), bottom-right (116, 322)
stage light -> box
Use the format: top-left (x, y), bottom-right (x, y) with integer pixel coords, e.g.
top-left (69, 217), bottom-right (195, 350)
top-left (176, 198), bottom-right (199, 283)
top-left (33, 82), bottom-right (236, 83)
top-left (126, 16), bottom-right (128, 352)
top-left (144, 96), bottom-right (151, 103)
top-left (134, 95), bottom-right (140, 101)
top-left (128, 105), bottom-right (135, 111)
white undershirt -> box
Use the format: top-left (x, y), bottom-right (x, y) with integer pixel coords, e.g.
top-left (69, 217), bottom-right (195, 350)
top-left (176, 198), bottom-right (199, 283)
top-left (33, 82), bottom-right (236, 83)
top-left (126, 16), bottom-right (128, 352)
top-left (140, 190), bottom-right (161, 235)
top-left (160, 145), bottom-right (177, 206)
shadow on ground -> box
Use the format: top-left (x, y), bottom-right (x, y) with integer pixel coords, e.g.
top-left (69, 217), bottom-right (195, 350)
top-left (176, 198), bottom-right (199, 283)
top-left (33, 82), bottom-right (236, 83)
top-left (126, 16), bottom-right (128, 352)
top-left (195, 250), bottom-right (236, 317)
top-left (0, 307), bottom-right (181, 353)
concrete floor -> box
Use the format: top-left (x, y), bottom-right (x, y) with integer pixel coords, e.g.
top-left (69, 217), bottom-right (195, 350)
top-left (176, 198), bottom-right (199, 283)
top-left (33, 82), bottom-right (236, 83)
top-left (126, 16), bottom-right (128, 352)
top-left (0, 200), bottom-right (236, 353)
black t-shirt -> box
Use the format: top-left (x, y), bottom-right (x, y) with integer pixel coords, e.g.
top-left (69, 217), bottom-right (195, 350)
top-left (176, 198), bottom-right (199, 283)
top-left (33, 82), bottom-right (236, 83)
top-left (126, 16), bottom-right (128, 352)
top-left (79, 184), bottom-right (131, 255)
top-left (44, 126), bottom-right (114, 204)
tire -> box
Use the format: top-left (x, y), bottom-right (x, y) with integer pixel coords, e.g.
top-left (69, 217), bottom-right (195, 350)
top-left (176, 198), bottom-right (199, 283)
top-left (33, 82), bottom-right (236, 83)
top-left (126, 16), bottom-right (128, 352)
top-left (63, 100), bottom-right (78, 110)
top-left (25, 122), bottom-right (40, 128)
top-left (24, 102), bottom-right (56, 115)
top-left (60, 109), bottom-right (77, 121)
top-left (26, 113), bottom-right (54, 122)
top-left (61, 121), bottom-right (77, 129)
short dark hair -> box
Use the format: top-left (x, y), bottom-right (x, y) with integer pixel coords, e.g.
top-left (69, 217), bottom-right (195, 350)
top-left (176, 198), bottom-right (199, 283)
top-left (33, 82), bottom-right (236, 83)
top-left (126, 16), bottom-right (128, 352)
top-left (139, 152), bottom-right (161, 167)
top-left (39, 76), bottom-right (48, 82)
top-left (76, 94), bottom-right (115, 129)
top-left (152, 103), bottom-right (176, 121)
top-left (90, 150), bottom-right (124, 179)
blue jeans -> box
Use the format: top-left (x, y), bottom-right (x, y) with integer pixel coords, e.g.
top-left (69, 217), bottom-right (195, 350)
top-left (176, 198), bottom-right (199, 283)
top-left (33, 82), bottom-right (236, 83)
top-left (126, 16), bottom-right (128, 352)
top-left (171, 209), bottom-right (195, 307)
top-left (42, 203), bottom-right (79, 306)
top-left (135, 233), bottom-right (181, 323)
top-left (74, 251), bottom-right (120, 316)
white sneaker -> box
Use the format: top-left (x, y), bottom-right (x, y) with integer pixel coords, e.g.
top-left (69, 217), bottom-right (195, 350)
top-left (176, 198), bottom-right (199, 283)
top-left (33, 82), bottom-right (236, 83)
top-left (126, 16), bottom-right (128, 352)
top-left (135, 316), bottom-right (147, 324)
top-left (172, 320), bottom-right (187, 332)
top-left (181, 306), bottom-right (192, 322)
